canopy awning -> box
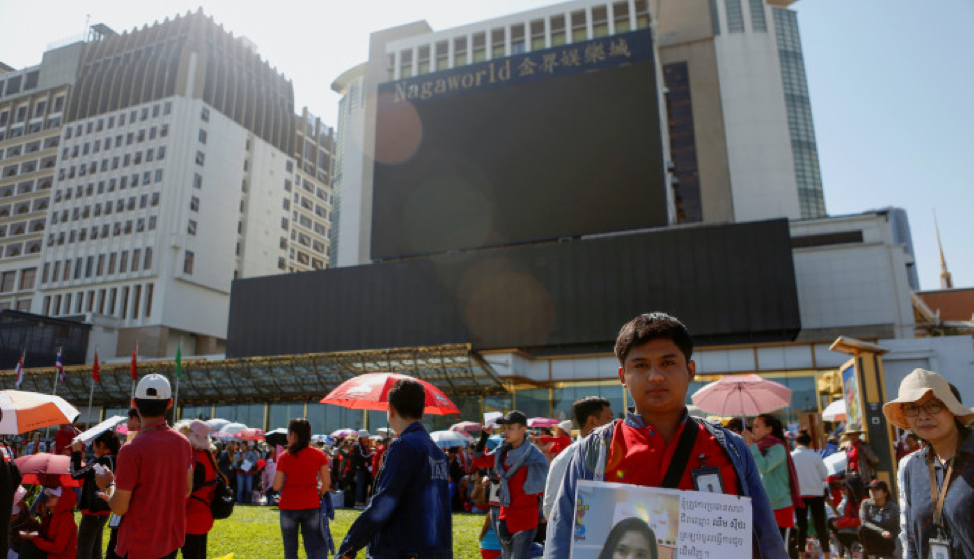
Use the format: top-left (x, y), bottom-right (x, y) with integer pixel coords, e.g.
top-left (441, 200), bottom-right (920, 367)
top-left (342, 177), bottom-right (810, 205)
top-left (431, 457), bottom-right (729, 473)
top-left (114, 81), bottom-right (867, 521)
top-left (2, 344), bottom-right (506, 407)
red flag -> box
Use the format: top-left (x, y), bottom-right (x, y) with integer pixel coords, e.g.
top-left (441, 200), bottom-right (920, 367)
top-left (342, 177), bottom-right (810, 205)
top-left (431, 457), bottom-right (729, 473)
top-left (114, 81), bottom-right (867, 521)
top-left (130, 345), bottom-right (137, 380)
top-left (92, 350), bottom-right (100, 383)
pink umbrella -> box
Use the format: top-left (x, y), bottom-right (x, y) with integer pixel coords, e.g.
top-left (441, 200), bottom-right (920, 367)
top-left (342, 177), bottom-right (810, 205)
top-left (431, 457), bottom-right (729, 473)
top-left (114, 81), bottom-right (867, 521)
top-left (449, 421), bottom-right (483, 433)
top-left (527, 417), bottom-right (560, 428)
top-left (235, 428), bottom-right (265, 441)
top-left (691, 374), bottom-right (791, 422)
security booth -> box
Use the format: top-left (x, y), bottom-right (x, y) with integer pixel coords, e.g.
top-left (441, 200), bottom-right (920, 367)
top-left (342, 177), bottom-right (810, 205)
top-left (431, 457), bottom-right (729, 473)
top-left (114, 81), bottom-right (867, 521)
top-left (829, 336), bottom-right (897, 491)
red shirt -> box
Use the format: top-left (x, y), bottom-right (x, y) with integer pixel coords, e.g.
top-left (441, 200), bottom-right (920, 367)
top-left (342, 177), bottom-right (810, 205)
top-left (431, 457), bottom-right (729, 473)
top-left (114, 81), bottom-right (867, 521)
top-left (538, 435), bottom-right (573, 458)
top-left (186, 448), bottom-right (217, 535)
top-left (115, 423), bottom-right (193, 559)
top-left (605, 420), bottom-right (739, 494)
top-left (846, 442), bottom-right (860, 473)
top-left (277, 447), bottom-right (329, 510)
top-left (498, 450), bottom-right (541, 533)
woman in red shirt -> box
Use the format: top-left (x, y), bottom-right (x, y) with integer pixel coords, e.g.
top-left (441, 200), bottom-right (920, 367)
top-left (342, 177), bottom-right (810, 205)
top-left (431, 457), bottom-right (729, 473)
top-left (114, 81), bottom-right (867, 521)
top-left (273, 418), bottom-right (331, 559)
top-left (184, 420), bottom-right (219, 559)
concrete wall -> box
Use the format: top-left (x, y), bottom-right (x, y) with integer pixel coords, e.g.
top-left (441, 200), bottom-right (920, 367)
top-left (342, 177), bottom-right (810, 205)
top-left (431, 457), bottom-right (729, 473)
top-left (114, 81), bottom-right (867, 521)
top-left (792, 213), bottom-right (916, 341)
top-left (712, 0), bottom-right (801, 221)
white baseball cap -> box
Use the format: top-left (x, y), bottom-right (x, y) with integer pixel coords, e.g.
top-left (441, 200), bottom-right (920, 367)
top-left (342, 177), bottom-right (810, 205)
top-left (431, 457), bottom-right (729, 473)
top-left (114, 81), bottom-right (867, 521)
top-left (135, 374), bottom-right (172, 400)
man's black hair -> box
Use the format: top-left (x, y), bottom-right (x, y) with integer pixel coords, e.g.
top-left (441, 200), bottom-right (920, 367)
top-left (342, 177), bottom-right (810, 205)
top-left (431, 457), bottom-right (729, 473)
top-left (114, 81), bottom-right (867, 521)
top-left (388, 378), bottom-right (425, 420)
top-left (95, 430), bottom-right (121, 454)
top-left (615, 312), bottom-right (693, 365)
top-left (725, 418), bottom-right (744, 433)
top-left (133, 398), bottom-right (169, 418)
top-left (572, 396), bottom-right (611, 428)
top-left (796, 432), bottom-right (812, 446)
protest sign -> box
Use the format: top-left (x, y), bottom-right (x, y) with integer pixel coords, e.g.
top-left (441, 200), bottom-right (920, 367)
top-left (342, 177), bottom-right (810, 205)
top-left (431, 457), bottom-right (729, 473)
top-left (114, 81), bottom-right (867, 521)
top-left (571, 480), bottom-right (751, 559)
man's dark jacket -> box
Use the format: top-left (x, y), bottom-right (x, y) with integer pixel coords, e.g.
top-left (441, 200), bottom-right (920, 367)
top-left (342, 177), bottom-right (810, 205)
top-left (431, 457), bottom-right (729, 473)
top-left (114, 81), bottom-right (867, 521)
top-left (337, 422), bottom-right (452, 559)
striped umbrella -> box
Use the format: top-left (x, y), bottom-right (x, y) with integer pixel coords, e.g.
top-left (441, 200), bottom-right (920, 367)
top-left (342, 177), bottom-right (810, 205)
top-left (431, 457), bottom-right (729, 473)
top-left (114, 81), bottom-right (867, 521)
top-left (0, 390), bottom-right (79, 435)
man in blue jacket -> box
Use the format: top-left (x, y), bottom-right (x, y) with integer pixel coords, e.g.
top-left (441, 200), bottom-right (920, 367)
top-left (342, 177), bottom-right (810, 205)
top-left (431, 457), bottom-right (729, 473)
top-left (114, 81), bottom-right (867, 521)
top-left (337, 378), bottom-right (452, 559)
top-left (544, 312), bottom-right (788, 559)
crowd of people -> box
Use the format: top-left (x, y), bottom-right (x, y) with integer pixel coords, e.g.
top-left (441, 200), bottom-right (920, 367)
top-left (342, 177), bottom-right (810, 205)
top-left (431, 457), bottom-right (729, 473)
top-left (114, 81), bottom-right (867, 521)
top-left (0, 312), bottom-right (971, 559)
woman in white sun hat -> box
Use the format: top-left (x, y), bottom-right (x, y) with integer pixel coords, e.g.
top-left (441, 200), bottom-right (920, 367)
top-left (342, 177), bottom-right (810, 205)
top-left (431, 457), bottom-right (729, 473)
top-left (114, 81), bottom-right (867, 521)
top-left (882, 368), bottom-right (973, 559)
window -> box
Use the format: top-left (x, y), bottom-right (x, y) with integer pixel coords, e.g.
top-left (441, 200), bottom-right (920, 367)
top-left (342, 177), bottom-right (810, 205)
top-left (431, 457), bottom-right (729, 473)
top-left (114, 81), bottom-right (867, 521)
top-left (108, 288), bottom-right (117, 315)
top-left (190, 196), bottom-right (200, 212)
top-left (145, 283), bottom-right (153, 317)
top-left (188, 220), bottom-right (197, 235)
top-left (193, 173), bottom-right (202, 189)
top-left (120, 286), bottom-right (129, 319)
top-left (198, 129), bottom-right (207, 144)
top-left (201, 107), bottom-right (210, 122)
top-left (132, 249), bottom-right (141, 272)
top-left (97, 255), bottom-right (105, 275)
top-left (144, 248), bottom-right (152, 269)
top-left (119, 252), bottom-right (128, 273)
top-left (108, 253), bottom-right (116, 274)
top-left (183, 251), bottom-right (195, 274)
top-left (0, 271), bottom-right (16, 292)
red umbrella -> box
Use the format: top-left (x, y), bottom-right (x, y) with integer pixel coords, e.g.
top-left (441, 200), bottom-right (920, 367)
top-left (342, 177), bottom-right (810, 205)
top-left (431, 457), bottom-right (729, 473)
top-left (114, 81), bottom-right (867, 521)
top-left (321, 373), bottom-right (460, 415)
top-left (15, 454), bottom-right (82, 488)
top-left (234, 428), bottom-right (265, 441)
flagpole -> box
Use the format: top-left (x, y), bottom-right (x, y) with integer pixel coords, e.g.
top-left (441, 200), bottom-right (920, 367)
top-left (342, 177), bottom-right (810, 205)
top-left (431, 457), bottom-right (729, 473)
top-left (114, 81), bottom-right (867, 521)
top-left (130, 340), bottom-right (138, 400)
top-left (86, 346), bottom-right (97, 430)
top-left (173, 337), bottom-right (182, 423)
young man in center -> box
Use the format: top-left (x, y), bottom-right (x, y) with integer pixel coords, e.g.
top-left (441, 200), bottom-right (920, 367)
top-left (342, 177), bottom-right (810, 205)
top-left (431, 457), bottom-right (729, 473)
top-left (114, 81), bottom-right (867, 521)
top-left (544, 312), bottom-right (788, 559)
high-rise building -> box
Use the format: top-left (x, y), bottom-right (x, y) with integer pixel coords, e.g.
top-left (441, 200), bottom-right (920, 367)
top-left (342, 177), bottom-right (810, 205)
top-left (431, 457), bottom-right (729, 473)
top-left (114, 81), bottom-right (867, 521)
top-left (0, 11), bottom-right (335, 358)
top-left (331, 0), bottom-right (828, 267)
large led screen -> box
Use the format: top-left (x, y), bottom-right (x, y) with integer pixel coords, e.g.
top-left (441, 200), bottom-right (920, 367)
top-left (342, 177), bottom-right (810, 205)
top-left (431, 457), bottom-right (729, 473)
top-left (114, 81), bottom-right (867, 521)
top-left (371, 29), bottom-right (668, 260)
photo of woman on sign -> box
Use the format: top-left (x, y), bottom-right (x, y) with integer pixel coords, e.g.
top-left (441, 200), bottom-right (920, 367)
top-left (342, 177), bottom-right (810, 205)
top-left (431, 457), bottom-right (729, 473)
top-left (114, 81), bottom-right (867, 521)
top-left (598, 517), bottom-right (658, 559)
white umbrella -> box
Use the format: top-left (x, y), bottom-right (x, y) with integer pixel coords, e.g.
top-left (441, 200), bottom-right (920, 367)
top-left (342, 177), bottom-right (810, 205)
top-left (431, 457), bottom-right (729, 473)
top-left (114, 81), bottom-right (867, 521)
top-left (219, 422), bottom-right (248, 435)
top-left (73, 416), bottom-right (126, 445)
top-left (430, 430), bottom-right (472, 449)
top-left (0, 390), bottom-right (80, 435)
top-left (822, 399), bottom-right (847, 422)
top-left (206, 418), bottom-right (231, 431)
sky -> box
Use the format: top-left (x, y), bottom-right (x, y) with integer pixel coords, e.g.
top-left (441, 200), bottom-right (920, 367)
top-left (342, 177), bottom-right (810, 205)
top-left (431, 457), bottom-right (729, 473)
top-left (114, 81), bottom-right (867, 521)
top-left (1, 0), bottom-right (971, 291)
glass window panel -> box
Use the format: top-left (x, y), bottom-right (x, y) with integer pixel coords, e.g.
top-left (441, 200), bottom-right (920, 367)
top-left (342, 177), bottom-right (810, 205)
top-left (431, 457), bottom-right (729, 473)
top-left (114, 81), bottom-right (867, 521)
top-left (553, 381), bottom-right (625, 423)
top-left (514, 388), bottom-right (550, 419)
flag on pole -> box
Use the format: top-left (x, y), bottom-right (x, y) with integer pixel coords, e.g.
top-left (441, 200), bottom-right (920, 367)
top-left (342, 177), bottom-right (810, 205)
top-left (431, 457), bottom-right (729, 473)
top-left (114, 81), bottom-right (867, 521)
top-left (130, 344), bottom-right (138, 380)
top-left (175, 342), bottom-right (182, 378)
top-left (13, 351), bottom-right (25, 387)
top-left (92, 350), bottom-right (100, 383)
top-left (56, 349), bottom-right (65, 383)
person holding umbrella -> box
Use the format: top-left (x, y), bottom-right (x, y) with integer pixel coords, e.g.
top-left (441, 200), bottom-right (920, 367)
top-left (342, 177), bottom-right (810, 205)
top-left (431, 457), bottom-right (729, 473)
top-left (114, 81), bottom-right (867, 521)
top-left (336, 378), bottom-right (452, 559)
top-left (70, 430), bottom-right (120, 559)
top-left (743, 414), bottom-right (804, 550)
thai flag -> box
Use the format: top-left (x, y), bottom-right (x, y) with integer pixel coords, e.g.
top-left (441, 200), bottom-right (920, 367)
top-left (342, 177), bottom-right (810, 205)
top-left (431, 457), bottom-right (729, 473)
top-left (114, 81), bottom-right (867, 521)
top-left (13, 352), bottom-right (24, 387)
top-left (56, 349), bottom-right (65, 383)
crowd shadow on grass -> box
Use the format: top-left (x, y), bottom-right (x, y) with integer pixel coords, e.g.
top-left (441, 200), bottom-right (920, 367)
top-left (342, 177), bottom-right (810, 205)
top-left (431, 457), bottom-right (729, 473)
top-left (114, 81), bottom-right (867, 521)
top-left (81, 507), bottom-right (488, 559)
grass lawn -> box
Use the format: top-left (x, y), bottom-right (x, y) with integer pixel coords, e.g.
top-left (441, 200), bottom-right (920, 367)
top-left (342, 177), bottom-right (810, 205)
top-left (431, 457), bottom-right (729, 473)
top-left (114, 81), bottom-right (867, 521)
top-left (80, 507), bottom-right (486, 559)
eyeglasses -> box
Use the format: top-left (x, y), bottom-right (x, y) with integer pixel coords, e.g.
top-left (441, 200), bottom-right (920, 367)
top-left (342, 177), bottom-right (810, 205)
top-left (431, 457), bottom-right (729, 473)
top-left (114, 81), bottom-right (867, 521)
top-left (901, 400), bottom-right (945, 417)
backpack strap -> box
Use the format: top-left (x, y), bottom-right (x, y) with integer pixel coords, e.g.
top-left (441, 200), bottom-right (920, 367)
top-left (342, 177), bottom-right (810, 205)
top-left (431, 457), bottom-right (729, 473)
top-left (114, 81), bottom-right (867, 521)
top-left (660, 417), bottom-right (699, 489)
